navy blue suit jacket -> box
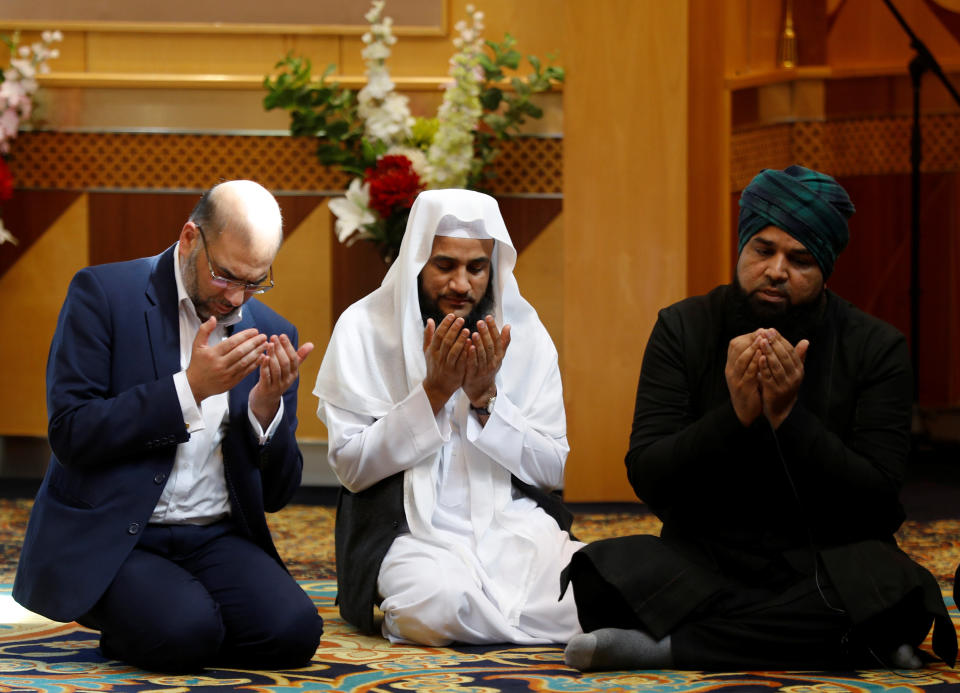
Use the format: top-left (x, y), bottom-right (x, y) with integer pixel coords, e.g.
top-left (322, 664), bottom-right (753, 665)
top-left (13, 245), bottom-right (305, 622)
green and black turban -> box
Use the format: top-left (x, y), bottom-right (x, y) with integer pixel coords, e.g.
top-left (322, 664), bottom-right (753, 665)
top-left (738, 165), bottom-right (855, 278)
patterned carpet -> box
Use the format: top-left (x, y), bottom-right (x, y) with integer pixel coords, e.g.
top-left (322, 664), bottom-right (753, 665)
top-left (0, 499), bottom-right (958, 692)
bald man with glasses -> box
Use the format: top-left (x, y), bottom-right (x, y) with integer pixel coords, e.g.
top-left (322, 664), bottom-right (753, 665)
top-left (14, 180), bottom-right (323, 672)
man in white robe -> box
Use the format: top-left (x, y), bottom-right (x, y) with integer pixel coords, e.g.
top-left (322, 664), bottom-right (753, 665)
top-left (314, 189), bottom-right (582, 646)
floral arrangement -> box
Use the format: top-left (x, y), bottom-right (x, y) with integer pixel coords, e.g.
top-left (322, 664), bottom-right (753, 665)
top-left (0, 29), bottom-right (62, 246)
top-left (264, 1), bottom-right (562, 263)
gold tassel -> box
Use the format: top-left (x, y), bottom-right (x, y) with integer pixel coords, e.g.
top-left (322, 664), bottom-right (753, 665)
top-left (779, 0), bottom-right (797, 69)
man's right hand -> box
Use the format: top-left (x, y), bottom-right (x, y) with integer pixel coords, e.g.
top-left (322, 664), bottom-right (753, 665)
top-left (758, 329), bottom-right (809, 429)
top-left (186, 317), bottom-right (267, 405)
top-left (422, 314), bottom-right (470, 414)
top-left (725, 330), bottom-right (763, 426)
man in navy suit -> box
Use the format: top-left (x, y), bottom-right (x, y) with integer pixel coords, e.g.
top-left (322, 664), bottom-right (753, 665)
top-left (13, 180), bottom-right (323, 672)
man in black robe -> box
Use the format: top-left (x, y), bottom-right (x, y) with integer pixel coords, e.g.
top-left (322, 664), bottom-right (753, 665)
top-left (563, 166), bottom-right (957, 672)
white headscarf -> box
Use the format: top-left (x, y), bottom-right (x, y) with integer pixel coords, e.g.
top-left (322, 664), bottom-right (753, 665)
top-left (314, 190), bottom-right (564, 572)
top-left (314, 188), bottom-right (562, 436)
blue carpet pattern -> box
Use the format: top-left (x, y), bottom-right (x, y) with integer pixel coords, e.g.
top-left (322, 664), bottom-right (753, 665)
top-left (1, 581), bottom-right (958, 692)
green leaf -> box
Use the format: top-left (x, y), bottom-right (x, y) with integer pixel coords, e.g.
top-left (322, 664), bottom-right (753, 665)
top-left (360, 138), bottom-right (377, 162)
top-left (480, 87), bottom-right (503, 111)
top-left (501, 49), bottom-right (522, 70)
top-left (477, 54), bottom-right (497, 74)
top-left (327, 120), bottom-right (350, 138)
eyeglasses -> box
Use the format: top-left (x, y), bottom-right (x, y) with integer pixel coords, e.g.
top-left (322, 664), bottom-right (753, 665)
top-left (195, 223), bottom-right (274, 295)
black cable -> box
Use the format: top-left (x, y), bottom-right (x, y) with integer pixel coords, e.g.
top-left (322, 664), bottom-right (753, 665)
top-left (766, 417), bottom-right (845, 614)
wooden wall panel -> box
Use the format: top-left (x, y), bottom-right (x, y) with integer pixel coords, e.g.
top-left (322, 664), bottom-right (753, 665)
top-left (724, 0), bottom-right (751, 75)
top-left (495, 198), bottom-right (561, 255)
top-left (4, 0), bottom-right (562, 84)
top-left (914, 172), bottom-right (960, 406)
top-left (825, 76), bottom-right (905, 118)
top-left (7, 30), bottom-right (88, 73)
top-left (88, 193), bottom-right (197, 265)
top-left (827, 0), bottom-right (960, 68)
top-left (562, 0), bottom-right (689, 502)
top-left (688, 0), bottom-right (733, 296)
top-left (39, 88), bottom-right (294, 132)
top-left (341, 0), bottom-right (566, 78)
top-left (330, 233), bottom-right (389, 324)
top-left (4, 0), bottom-right (443, 28)
top-left (0, 196), bottom-right (89, 436)
top-left (830, 173), bottom-right (960, 407)
top-left (84, 33), bottom-right (321, 75)
top-left (513, 211), bottom-right (564, 361)
top-left (826, 175), bottom-right (913, 338)
top-left (724, 0), bottom-right (784, 77)
top-left (794, 0), bottom-right (828, 65)
top-left (0, 191), bottom-right (81, 279)
top-left (278, 196), bottom-right (325, 234)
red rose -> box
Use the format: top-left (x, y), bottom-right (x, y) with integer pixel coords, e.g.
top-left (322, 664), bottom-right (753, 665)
top-left (364, 155), bottom-right (423, 219)
top-left (0, 157), bottom-right (13, 202)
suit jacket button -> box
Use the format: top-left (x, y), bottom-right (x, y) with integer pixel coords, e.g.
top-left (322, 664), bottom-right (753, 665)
top-left (127, 522), bottom-right (141, 535)
top-left (154, 472), bottom-right (167, 484)
top-left (392, 521), bottom-right (399, 529)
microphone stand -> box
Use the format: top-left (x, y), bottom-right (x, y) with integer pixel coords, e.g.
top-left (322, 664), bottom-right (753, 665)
top-left (881, 0), bottom-right (960, 404)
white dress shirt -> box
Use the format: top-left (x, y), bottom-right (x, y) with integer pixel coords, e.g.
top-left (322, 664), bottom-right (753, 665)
top-left (150, 243), bottom-right (283, 525)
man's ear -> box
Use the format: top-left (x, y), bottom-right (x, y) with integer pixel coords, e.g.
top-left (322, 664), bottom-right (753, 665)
top-left (179, 221), bottom-right (199, 253)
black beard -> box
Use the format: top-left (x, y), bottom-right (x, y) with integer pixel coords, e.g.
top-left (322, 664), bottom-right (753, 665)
top-left (729, 276), bottom-right (825, 345)
top-left (418, 275), bottom-right (496, 329)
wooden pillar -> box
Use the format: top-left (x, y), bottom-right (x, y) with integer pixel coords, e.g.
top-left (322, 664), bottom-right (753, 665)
top-left (688, 0), bottom-right (732, 296)
top-left (562, 0), bottom-right (690, 501)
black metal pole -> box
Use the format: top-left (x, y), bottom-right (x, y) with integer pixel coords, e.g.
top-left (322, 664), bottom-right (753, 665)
top-left (909, 54), bottom-right (923, 396)
top-left (883, 0), bottom-right (960, 106)
top-left (881, 0), bottom-right (960, 402)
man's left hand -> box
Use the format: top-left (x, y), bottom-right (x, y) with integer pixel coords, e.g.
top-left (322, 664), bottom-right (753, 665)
top-left (758, 328), bottom-right (809, 429)
top-left (249, 334), bottom-right (314, 429)
top-left (463, 315), bottom-right (511, 408)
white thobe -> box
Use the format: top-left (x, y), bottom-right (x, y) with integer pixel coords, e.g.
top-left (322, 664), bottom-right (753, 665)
top-left (325, 383), bottom-right (584, 646)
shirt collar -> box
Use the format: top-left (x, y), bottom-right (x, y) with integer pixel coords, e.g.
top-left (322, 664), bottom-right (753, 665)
top-left (173, 241), bottom-right (243, 327)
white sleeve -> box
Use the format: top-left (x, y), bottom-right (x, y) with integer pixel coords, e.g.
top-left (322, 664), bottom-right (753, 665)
top-left (246, 395), bottom-right (285, 445)
top-left (173, 369), bottom-right (205, 433)
top-left (465, 391), bottom-right (569, 491)
top-left (324, 384), bottom-right (451, 493)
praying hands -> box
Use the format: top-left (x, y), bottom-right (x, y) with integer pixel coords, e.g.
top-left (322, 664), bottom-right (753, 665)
top-left (421, 313), bottom-right (511, 417)
top-left (725, 328), bottom-right (809, 429)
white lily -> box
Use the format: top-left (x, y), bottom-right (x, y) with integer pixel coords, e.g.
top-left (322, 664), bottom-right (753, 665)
top-left (0, 217), bottom-right (17, 246)
top-left (328, 179), bottom-right (376, 245)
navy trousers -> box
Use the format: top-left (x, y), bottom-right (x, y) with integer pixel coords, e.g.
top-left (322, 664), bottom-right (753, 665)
top-left (80, 521), bottom-right (323, 672)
